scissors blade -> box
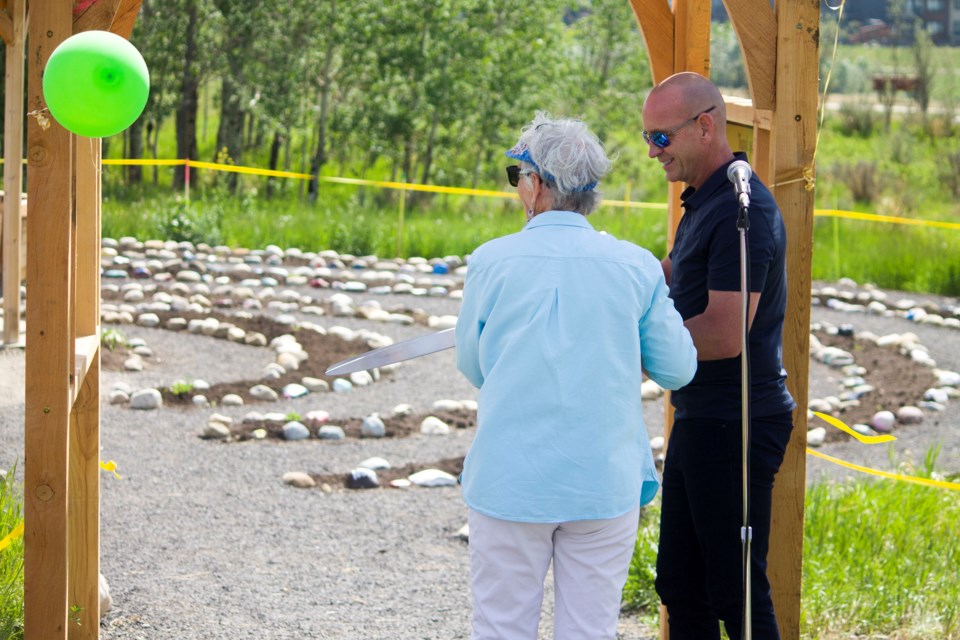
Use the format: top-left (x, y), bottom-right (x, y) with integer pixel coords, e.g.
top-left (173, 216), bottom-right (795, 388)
top-left (324, 327), bottom-right (456, 376)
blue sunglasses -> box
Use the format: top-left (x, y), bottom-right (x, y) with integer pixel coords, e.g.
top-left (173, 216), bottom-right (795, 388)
top-left (642, 106), bottom-right (716, 148)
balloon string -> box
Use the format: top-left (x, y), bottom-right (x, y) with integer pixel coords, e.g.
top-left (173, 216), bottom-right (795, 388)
top-left (27, 108), bottom-right (52, 130)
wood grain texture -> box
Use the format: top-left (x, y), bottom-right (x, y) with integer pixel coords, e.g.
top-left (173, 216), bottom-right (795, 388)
top-left (25, 2), bottom-right (75, 637)
top-left (2, 0), bottom-right (25, 345)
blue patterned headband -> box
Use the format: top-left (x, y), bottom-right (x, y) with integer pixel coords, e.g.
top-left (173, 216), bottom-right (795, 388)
top-left (505, 142), bottom-right (599, 193)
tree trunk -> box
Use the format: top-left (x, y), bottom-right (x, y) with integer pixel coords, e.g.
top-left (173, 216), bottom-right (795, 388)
top-left (266, 130), bottom-right (283, 199)
top-left (308, 1), bottom-right (337, 201)
top-left (174, 0), bottom-right (200, 190)
top-left (126, 119), bottom-right (144, 185)
top-left (215, 73), bottom-right (244, 192)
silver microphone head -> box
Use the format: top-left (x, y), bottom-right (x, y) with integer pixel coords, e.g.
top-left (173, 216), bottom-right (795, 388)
top-left (727, 160), bottom-right (752, 185)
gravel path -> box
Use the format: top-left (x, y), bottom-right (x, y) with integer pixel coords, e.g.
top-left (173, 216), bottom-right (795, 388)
top-left (1, 281), bottom-right (958, 640)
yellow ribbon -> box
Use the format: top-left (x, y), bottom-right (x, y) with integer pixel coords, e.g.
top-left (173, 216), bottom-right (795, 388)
top-left (811, 411), bottom-right (896, 444)
top-left (807, 449), bottom-right (960, 492)
top-left (100, 460), bottom-right (122, 479)
top-left (0, 521), bottom-right (24, 552)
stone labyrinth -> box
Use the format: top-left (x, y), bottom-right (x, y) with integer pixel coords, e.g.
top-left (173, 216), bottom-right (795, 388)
top-left (98, 238), bottom-right (960, 490)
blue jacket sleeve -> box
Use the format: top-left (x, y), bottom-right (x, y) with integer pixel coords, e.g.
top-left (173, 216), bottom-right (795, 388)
top-left (639, 275), bottom-right (698, 390)
top-left (455, 261), bottom-right (486, 389)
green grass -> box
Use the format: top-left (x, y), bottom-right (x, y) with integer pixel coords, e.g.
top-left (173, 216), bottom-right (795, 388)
top-left (0, 464), bottom-right (24, 640)
top-left (622, 449), bottom-right (960, 639)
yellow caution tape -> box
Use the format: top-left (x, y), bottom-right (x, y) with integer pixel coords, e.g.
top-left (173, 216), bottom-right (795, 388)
top-left (0, 521), bottom-right (24, 552)
top-left (102, 158), bottom-right (187, 166)
top-left (807, 448), bottom-right (960, 492)
top-left (814, 209), bottom-right (960, 231)
top-left (99, 460), bottom-right (121, 479)
top-left (71, 157), bottom-right (960, 225)
top-left (811, 411), bottom-right (896, 444)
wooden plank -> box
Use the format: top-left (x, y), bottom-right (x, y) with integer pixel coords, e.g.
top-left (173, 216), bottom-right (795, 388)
top-left (724, 0), bottom-right (776, 110)
top-left (674, 0), bottom-right (711, 78)
top-left (73, 0), bottom-right (142, 37)
top-left (767, 1), bottom-right (820, 639)
top-left (108, 0), bottom-right (142, 38)
top-left (68, 359), bottom-right (100, 640)
top-left (628, 0), bottom-right (674, 84)
top-left (25, 1), bottom-right (75, 638)
top-left (0, 8), bottom-right (12, 44)
top-left (75, 137), bottom-right (99, 338)
top-left (2, 0), bottom-right (25, 346)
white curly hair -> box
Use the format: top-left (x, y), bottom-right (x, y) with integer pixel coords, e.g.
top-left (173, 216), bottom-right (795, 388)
top-left (509, 111), bottom-right (612, 215)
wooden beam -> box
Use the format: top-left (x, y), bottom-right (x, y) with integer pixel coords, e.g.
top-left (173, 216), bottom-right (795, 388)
top-left (766, 1), bottom-right (820, 639)
top-left (73, 0), bottom-right (142, 37)
top-left (25, 1), bottom-right (75, 638)
top-left (68, 361), bottom-right (101, 640)
top-left (724, 0), bottom-right (777, 110)
top-left (0, 9), bottom-right (13, 44)
top-left (629, 0), bottom-right (674, 84)
top-left (2, 0), bottom-right (25, 346)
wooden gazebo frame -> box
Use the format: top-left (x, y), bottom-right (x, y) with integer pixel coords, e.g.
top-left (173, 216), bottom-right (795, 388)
top-left (630, 1), bottom-right (818, 639)
top-left (13, 1), bottom-right (815, 639)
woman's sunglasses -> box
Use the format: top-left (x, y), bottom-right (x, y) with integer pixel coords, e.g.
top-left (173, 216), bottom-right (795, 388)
top-left (642, 105), bottom-right (716, 149)
top-left (506, 164), bottom-right (536, 187)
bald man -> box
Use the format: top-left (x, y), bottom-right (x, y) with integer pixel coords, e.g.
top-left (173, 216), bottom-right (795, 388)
top-left (642, 72), bottom-right (796, 640)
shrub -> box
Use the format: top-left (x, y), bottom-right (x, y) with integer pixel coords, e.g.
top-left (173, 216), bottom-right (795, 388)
top-left (0, 464), bottom-right (24, 640)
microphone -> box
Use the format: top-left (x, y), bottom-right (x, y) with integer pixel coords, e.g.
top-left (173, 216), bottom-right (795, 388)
top-left (727, 160), bottom-right (752, 209)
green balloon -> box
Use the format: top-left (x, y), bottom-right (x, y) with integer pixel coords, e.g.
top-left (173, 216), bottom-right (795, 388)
top-left (42, 30), bottom-right (150, 138)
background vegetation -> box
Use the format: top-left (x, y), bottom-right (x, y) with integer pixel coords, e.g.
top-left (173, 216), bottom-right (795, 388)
top-left (3, 5), bottom-right (960, 636)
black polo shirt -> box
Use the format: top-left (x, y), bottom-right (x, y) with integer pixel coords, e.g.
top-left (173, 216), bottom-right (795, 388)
top-left (667, 154), bottom-right (796, 421)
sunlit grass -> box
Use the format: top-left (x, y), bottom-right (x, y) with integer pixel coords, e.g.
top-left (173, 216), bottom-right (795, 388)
top-left (622, 449), bottom-right (960, 639)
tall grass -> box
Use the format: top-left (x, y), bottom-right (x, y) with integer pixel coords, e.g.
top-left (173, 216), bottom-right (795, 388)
top-left (0, 464), bottom-right (24, 640)
top-left (622, 450), bottom-right (960, 639)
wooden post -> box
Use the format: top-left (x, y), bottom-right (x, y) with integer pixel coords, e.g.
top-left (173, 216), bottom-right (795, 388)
top-left (629, 2), bottom-right (818, 639)
top-left (25, 4), bottom-right (75, 637)
top-left (69, 136), bottom-right (103, 639)
top-left (2, 0), bottom-right (26, 346)
top-left (24, 2), bottom-right (139, 638)
top-left (766, 2), bottom-right (819, 637)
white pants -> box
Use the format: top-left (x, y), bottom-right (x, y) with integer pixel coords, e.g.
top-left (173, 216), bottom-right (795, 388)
top-left (467, 505), bottom-right (640, 640)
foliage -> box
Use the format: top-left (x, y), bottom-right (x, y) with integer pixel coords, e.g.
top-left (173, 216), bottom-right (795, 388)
top-left (168, 379), bottom-right (196, 396)
top-left (0, 464), bottom-right (24, 640)
top-left (802, 448), bottom-right (960, 639)
top-left (101, 328), bottom-right (127, 352)
top-left (284, 412), bottom-right (302, 423)
top-left (622, 449), bottom-right (960, 639)
top-left (621, 500), bottom-right (660, 615)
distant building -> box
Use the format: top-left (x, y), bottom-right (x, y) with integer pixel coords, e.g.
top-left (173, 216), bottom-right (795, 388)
top-left (711, 0), bottom-right (959, 46)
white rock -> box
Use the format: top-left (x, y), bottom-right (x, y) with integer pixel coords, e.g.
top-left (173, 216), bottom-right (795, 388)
top-left (408, 469), bottom-right (457, 487)
top-left (361, 414), bottom-right (386, 438)
top-left (896, 406), bottom-right (924, 425)
top-left (359, 457), bottom-right (391, 471)
top-left (99, 573), bottom-right (112, 618)
top-left (806, 427), bottom-right (826, 447)
top-left (420, 416), bottom-right (450, 435)
top-left (282, 472), bottom-right (316, 489)
top-left (349, 370), bottom-right (373, 387)
top-left (391, 403), bottom-right (414, 417)
top-left (640, 379), bottom-right (664, 400)
top-left (432, 399), bottom-right (464, 412)
top-left (203, 422), bottom-right (231, 439)
top-left (221, 394), bottom-right (244, 407)
top-left (871, 410), bottom-right (896, 433)
top-left (332, 378), bottom-right (353, 393)
top-left (129, 389), bottom-right (162, 410)
top-left (250, 385), bottom-right (279, 401)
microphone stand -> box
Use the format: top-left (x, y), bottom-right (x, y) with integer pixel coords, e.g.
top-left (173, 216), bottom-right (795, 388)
top-left (737, 197), bottom-right (753, 640)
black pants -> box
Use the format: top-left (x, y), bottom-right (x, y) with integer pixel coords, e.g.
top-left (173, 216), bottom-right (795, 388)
top-left (655, 412), bottom-right (794, 640)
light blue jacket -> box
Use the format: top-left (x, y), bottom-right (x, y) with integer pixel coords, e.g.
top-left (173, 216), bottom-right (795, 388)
top-left (456, 211), bottom-right (697, 522)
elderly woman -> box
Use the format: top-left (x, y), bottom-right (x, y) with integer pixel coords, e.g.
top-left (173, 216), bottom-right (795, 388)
top-left (455, 112), bottom-right (697, 639)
